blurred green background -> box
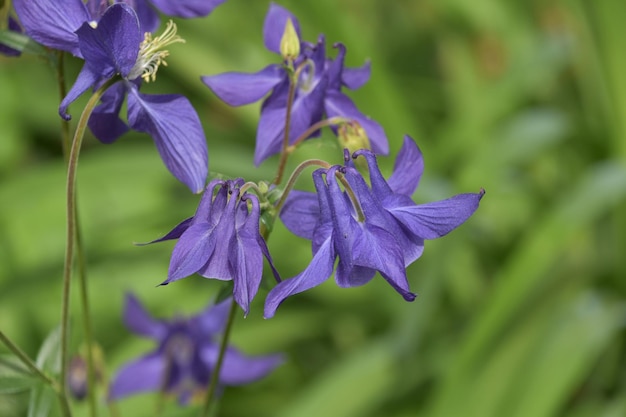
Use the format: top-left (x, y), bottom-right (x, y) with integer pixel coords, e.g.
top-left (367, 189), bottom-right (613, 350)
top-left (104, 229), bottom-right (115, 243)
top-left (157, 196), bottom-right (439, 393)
top-left (1, 0), bottom-right (626, 416)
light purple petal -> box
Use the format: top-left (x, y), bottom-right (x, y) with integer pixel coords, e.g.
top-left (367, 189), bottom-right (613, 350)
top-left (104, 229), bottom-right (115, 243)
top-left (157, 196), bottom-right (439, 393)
top-left (201, 64), bottom-right (284, 106)
top-left (389, 191), bottom-right (485, 240)
top-left (149, 0), bottom-right (227, 18)
top-left (123, 293), bottom-right (168, 340)
top-left (325, 91), bottom-right (389, 155)
top-left (13, 0), bottom-right (89, 56)
top-left (193, 298), bottom-right (231, 336)
top-left (200, 345), bottom-right (283, 385)
top-left (264, 237), bottom-right (335, 319)
top-left (166, 222), bottom-right (216, 282)
top-left (263, 3), bottom-right (301, 55)
top-left (387, 135), bottom-right (424, 197)
top-left (279, 190), bottom-right (319, 240)
top-left (108, 353), bottom-right (165, 400)
top-left (123, 0), bottom-right (160, 33)
top-left (254, 84), bottom-right (290, 165)
top-left (231, 229), bottom-right (263, 315)
top-left (59, 65), bottom-right (101, 120)
top-left (127, 87), bottom-right (208, 193)
top-left (342, 61), bottom-right (371, 90)
top-left (76, 3), bottom-right (141, 79)
top-left (88, 81), bottom-right (129, 143)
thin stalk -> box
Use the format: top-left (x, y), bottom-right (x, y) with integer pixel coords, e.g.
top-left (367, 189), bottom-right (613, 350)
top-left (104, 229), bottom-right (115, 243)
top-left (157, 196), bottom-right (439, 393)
top-left (200, 298), bottom-right (238, 417)
top-left (273, 159), bottom-right (331, 213)
top-left (286, 117), bottom-right (346, 153)
top-left (56, 50), bottom-right (98, 417)
top-left (273, 70), bottom-right (299, 186)
top-left (0, 331), bottom-right (72, 417)
top-left (61, 80), bottom-right (115, 403)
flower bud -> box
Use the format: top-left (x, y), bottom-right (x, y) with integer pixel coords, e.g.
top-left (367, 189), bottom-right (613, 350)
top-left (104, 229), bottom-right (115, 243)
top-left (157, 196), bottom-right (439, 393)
top-left (280, 18), bottom-right (300, 61)
top-left (338, 120), bottom-right (371, 154)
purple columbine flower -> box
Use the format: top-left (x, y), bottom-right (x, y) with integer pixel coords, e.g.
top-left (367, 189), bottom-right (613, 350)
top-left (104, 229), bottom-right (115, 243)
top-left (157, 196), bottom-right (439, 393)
top-left (109, 294), bottom-right (283, 403)
top-left (14, 2), bottom-right (208, 192)
top-left (150, 178), bottom-right (280, 315)
top-left (264, 135), bottom-right (484, 318)
top-left (202, 3), bottom-right (387, 165)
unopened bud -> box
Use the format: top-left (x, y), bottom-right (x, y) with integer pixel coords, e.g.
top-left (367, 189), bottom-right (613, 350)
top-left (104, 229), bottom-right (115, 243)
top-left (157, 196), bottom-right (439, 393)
top-left (280, 18), bottom-right (300, 61)
top-left (337, 120), bottom-right (371, 154)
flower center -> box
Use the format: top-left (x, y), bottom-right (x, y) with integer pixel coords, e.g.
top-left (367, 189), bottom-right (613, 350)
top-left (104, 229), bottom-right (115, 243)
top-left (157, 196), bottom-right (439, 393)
top-left (128, 20), bottom-right (185, 83)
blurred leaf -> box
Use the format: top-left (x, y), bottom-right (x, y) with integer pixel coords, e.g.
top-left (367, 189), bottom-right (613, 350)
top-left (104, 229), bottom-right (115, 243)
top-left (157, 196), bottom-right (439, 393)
top-left (0, 30), bottom-right (47, 56)
top-left (35, 326), bottom-right (61, 374)
top-left (0, 376), bottom-right (39, 394)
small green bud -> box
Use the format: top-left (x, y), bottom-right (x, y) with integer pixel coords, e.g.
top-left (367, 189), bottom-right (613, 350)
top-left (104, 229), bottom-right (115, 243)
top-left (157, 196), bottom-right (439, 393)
top-left (280, 18), bottom-right (300, 61)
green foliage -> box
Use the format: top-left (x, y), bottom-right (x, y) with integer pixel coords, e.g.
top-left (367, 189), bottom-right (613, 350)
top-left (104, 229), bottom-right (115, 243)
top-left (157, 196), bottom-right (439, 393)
top-left (1, 0), bottom-right (625, 416)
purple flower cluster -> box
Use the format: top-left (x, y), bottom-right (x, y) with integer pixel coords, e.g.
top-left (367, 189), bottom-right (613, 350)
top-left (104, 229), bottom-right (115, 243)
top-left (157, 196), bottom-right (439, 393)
top-left (203, 3), bottom-right (388, 165)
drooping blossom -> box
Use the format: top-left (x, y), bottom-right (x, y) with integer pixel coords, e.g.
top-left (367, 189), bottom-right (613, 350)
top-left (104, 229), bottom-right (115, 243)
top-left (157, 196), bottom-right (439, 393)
top-left (150, 178), bottom-right (280, 315)
top-left (202, 3), bottom-right (387, 165)
top-left (14, 1), bottom-right (208, 192)
top-left (109, 294), bottom-right (283, 403)
top-left (265, 135), bottom-right (484, 318)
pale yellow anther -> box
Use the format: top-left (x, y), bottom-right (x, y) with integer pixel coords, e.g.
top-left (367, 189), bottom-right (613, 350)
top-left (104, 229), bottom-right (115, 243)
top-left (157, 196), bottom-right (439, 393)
top-left (128, 20), bottom-right (185, 83)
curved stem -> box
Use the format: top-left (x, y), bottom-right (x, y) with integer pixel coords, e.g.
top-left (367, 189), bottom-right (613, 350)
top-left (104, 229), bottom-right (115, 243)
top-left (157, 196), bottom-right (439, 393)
top-left (273, 79), bottom-right (297, 186)
top-left (273, 159), bottom-right (331, 213)
top-left (286, 117), bottom-right (346, 153)
top-left (61, 80), bottom-right (114, 403)
top-left (200, 298), bottom-right (238, 417)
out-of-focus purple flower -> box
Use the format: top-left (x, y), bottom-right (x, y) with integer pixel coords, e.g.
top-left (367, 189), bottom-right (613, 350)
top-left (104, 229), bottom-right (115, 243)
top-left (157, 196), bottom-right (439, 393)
top-left (202, 3), bottom-right (387, 165)
top-left (14, 2), bottom-right (208, 192)
top-left (0, 17), bottom-right (24, 57)
top-left (109, 294), bottom-right (283, 403)
top-left (265, 135), bottom-right (484, 318)
top-left (150, 178), bottom-right (280, 315)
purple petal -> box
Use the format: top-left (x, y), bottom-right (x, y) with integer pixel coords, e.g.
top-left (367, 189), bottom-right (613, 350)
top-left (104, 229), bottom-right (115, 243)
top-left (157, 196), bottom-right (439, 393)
top-left (166, 222), bottom-right (216, 282)
top-left (127, 87), bottom-right (208, 193)
top-left (342, 61), bottom-right (371, 90)
top-left (149, 0), bottom-right (227, 18)
top-left (264, 237), bottom-right (335, 319)
top-left (389, 191), bottom-right (485, 240)
top-left (263, 3), bottom-right (301, 55)
top-left (13, 0), bottom-right (90, 56)
top-left (387, 135), bottom-right (424, 196)
top-left (231, 229), bottom-right (263, 315)
top-left (108, 353), bottom-right (165, 400)
top-left (325, 91), bottom-right (389, 155)
top-left (59, 65), bottom-right (101, 120)
top-left (200, 345), bottom-right (283, 385)
top-left (123, 293), bottom-right (167, 340)
top-left (139, 217), bottom-right (194, 245)
top-left (193, 298), bottom-right (231, 336)
top-left (201, 64), bottom-right (284, 106)
top-left (123, 0), bottom-right (161, 33)
top-left (76, 4), bottom-right (141, 79)
top-left (279, 190), bottom-right (319, 240)
top-left (88, 81), bottom-right (129, 143)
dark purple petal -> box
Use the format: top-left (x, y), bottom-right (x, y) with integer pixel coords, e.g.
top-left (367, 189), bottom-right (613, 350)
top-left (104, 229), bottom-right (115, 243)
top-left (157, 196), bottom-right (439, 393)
top-left (13, 0), bottom-right (90, 56)
top-left (166, 222), bottom-right (216, 282)
top-left (76, 3), bottom-right (141, 79)
top-left (231, 225), bottom-right (263, 315)
top-left (310, 169), bottom-right (335, 253)
top-left (201, 64), bottom-right (284, 106)
top-left (389, 191), bottom-right (485, 240)
top-left (59, 65), bottom-right (101, 120)
top-left (149, 0), bottom-right (227, 18)
top-left (386, 135), bottom-right (424, 197)
top-left (326, 43), bottom-right (347, 91)
top-left (127, 87), bottom-right (208, 193)
top-left (108, 353), bottom-right (165, 400)
top-left (264, 237), bottom-right (335, 319)
top-left (123, 293), bottom-right (168, 340)
top-left (279, 190), bottom-right (319, 240)
top-left (263, 3), bottom-right (301, 55)
top-left (88, 81), bottom-right (129, 143)
top-left (325, 91), bottom-right (389, 155)
top-left (138, 217), bottom-right (194, 245)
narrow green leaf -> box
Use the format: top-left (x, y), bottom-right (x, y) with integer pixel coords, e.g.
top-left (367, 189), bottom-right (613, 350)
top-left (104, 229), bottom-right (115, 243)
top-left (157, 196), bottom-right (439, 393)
top-left (0, 30), bottom-right (46, 56)
top-left (0, 375), bottom-right (39, 393)
top-left (35, 326), bottom-right (61, 374)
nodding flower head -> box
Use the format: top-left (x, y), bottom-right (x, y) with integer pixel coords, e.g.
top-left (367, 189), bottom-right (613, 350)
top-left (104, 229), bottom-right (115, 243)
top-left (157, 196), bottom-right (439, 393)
top-left (128, 20), bottom-right (185, 83)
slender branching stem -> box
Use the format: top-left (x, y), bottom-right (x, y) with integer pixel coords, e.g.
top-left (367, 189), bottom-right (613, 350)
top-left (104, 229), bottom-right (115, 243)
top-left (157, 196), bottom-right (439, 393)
top-left (0, 331), bottom-right (72, 417)
top-left (286, 117), bottom-right (346, 152)
top-left (61, 79), bottom-right (116, 406)
top-left (273, 159), bottom-right (331, 213)
top-left (200, 298), bottom-right (238, 417)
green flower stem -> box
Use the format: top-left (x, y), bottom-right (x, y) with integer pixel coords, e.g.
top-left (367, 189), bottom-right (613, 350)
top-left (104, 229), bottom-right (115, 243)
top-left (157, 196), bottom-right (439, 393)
top-left (200, 298), bottom-right (238, 417)
top-left (56, 50), bottom-right (98, 417)
top-left (61, 79), bottom-right (116, 404)
top-left (273, 159), bottom-right (331, 214)
top-left (0, 331), bottom-right (72, 417)
top-left (286, 117), bottom-right (346, 153)
top-left (273, 66), bottom-right (301, 186)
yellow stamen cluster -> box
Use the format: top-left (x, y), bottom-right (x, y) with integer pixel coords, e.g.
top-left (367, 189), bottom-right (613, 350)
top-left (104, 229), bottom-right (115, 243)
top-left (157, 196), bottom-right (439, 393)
top-left (129, 20), bottom-right (185, 83)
